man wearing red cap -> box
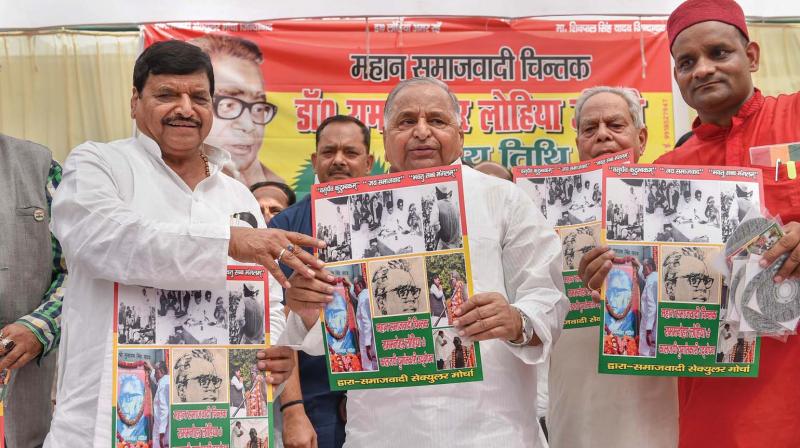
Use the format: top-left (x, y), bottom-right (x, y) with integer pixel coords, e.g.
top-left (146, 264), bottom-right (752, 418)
top-left (581, 0), bottom-right (800, 446)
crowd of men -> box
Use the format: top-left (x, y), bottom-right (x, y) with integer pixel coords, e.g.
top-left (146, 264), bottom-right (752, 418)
top-left (1, 0), bottom-right (800, 447)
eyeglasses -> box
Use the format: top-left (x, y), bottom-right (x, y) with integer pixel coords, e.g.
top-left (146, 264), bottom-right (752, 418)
top-left (391, 285), bottom-right (421, 302)
top-left (213, 95), bottom-right (277, 125)
top-left (190, 374), bottom-right (223, 390)
top-left (680, 273), bottom-right (714, 289)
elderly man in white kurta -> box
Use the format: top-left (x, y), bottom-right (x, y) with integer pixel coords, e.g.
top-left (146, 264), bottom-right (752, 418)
top-left (280, 77), bottom-right (568, 447)
top-left (45, 41), bottom-right (326, 447)
top-left (550, 86), bottom-right (678, 448)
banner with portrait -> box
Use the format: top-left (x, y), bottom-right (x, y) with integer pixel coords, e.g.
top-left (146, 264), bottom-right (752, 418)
top-left (111, 266), bottom-right (274, 448)
top-left (599, 164), bottom-right (764, 377)
top-left (311, 165), bottom-right (481, 390)
top-left (514, 150), bottom-right (634, 329)
top-left (143, 18), bottom-right (675, 197)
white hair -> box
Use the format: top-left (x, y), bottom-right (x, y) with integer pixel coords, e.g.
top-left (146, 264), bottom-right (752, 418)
top-left (383, 77), bottom-right (462, 128)
top-left (574, 86), bottom-right (645, 131)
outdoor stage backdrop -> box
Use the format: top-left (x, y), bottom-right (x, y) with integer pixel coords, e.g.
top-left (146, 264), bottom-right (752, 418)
top-left (145, 18), bottom-right (674, 197)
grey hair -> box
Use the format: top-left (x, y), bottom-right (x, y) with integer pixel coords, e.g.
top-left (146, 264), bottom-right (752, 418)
top-left (574, 86), bottom-right (645, 131)
top-left (383, 77), bottom-right (462, 128)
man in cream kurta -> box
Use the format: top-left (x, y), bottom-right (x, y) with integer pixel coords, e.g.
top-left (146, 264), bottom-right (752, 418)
top-left (281, 77), bottom-right (569, 447)
top-left (548, 86), bottom-right (677, 448)
top-left (45, 40), bottom-right (324, 447)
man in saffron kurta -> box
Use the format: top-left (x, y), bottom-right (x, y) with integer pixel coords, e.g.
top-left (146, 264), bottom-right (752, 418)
top-left (582, 1), bottom-right (800, 446)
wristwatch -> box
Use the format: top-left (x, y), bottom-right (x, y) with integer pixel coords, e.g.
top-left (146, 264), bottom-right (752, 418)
top-left (507, 306), bottom-right (535, 347)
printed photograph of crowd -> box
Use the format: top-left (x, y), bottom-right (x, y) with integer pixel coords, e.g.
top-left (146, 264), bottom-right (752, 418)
top-left (517, 171), bottom-right (602, 228)
top-left (314, 182), bottom-right (464, 264)
top-left (323, 263), bottom-right (378, 373)
top-left (117, 280), bottom-right (266, 347)
top-left (602, 245), bottom-right (659, 358)
top-left (426, 253), bottom-right (468, 327)
top-left (315, 196), bottom-right (352, 262)
top-left (230, 418), bottom-right (270, 448)
top-left (605, 178), bottom-right (645, 241)
top-left (433, 327), bottom-right (477, 371)
top-left (604, 178), bottom-right (761, 244)
top-left (229, 349), bottom-right (269, 418)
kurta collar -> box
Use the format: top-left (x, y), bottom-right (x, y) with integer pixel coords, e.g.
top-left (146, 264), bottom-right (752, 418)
top-left (691, 88), bottom-right (765, 140)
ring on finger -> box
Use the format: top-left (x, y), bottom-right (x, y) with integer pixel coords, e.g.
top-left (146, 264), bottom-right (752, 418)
top-left (276, 248), bottom-right (287, 264)
top-left (286, 243), bottom-right (295, 253)
top-left (0, 337), bottom-right (15, 352)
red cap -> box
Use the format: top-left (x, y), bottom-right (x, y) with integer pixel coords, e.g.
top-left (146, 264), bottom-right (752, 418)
top-left (667, 0), bottom-right (749, 49)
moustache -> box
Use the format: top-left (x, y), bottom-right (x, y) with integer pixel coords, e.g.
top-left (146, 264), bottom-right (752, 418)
top-left (163, 116), bottom-right (202, 127)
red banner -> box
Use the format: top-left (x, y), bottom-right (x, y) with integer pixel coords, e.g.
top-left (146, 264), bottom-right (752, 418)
top-left (144, 18), bottom-right (674, 196)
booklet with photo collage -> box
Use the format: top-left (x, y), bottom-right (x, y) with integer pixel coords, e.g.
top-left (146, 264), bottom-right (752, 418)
top-left (112, 265), bottom-right (274, 448)
top-left (513, 150), bottom-right (634, 329)
top-left (599, 164), bottom-right (764, 377)
top-left (311, 165), bottom-right (482, 390)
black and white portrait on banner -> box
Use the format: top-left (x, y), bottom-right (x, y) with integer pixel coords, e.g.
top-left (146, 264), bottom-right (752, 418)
top-left (117, 287), bottom-right (157, 344)
top-left (605, 178), bottom-right (644, 241)
top-left (661, 246), bottom-right (721, 304)
top-left (315, 196), bottom-right (352, 262)
top-left (368, 257), bottom-right (429, 317)
top-left (559, 223), bottom-right (601, 272)
top-left (172, 347), bottom-right (228, 404)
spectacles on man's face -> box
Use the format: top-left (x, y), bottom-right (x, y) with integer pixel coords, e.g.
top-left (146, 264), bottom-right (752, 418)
top-left (189, 373), bottom-right (223, 391)
top-left (680, 273), bottom-right (714, 289)
top-left (391, 284), bottom-right (421, 302)
top-left (213, 95), bottom-right (277, 125)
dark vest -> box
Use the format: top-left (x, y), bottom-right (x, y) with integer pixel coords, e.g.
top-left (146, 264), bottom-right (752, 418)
top-left (0, 134), bottom-right (53, 326)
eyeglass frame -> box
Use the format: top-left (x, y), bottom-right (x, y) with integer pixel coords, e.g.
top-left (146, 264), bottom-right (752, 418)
top-left (212, 95), bottom-right (277, 125)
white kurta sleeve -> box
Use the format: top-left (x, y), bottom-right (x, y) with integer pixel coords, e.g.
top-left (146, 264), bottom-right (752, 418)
top-left (52, 143), bottom-right (230, 290)
top-left (501, 186), bottom-right (569, 365)
top-left (278, 312), bottom-right (324, 355)
top-left (268, 274), bottom-right (286, 344)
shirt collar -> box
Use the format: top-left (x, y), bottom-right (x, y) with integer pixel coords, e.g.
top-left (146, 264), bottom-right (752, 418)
top-left (691, 88), bottom-right (765, 140)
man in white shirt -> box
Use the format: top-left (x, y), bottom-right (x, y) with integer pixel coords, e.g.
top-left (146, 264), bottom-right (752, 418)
top-left (551, 86), bottom-right (677, 448)
top-left (147, 361), bottom-right (170, 448)
top-left (638, 258), bottom-right (659, 357)
top-left (281, 76), bottom-right (568, 447)
top-left (45, 40), bottom-right (326, 447)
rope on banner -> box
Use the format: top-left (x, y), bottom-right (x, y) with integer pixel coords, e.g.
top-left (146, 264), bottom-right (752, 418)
top-left (639, 16), bottom-right (648, 79)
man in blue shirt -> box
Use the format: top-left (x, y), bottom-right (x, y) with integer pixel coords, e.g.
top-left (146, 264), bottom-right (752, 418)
top-left (269, 115), bottom-right (373, 448)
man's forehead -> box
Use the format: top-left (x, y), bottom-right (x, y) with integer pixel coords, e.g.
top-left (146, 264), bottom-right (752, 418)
top-left (391, 84), bottom-right (455, 111)
top-left (580, 94), bottom-right (632, 122)
top-left (672, 21), bottom-right (745, 55)
top-left (145, 72), bottom-right (210, 92)
top-left (318, 122), bottom-right (364, 143)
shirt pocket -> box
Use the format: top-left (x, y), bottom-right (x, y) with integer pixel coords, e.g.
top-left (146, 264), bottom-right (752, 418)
top-left (759, 166), bottom-right (800, 222)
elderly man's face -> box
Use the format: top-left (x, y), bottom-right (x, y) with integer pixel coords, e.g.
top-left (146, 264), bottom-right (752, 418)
top-left (672, 21), bottom-right (759, 122)
top-left (205, 55), bottom-right (268, 172)
top-left (576, 92), bottom-right (647, 162)
top-left (380, 269), bottom-right (422, 315)
top-left (182, 357), bottom-right (221, 402)
top-left (383, 83), bottom-right (464, 171)
top-left (131, 71), bottom-right (213, 159)
top-left (670, 255), bottom-right (713, 302)
top-left (252, 185), bottom-right (289, 222)
top-left (312, 121), bottom-right (374, 183)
